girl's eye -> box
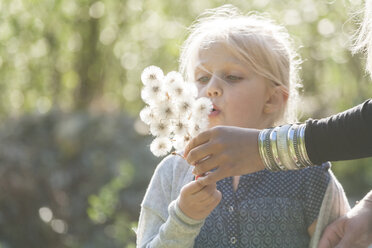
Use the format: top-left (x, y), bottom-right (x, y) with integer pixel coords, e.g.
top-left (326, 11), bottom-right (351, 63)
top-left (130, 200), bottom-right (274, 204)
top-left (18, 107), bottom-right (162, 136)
top-left (196, 76), bottom-right (210, 84)
top-left (226, 75), bottom-right (243, 81)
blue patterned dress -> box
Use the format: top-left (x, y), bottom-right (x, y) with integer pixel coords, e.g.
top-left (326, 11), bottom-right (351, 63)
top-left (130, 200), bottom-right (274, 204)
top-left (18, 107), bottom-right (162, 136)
top-left (194, 163), bottom-right (331, 248)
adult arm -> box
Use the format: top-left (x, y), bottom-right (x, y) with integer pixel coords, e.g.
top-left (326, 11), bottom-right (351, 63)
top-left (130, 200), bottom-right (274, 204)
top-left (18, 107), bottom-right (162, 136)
top-left (185, 99), bottom-right (372, 184)
top-left (306, 99), bottom-right (372, 164)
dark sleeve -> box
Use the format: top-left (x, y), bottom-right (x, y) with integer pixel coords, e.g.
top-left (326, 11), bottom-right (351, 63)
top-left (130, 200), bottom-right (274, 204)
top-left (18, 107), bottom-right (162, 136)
top-left (305, 99), bottom-right (372, 164)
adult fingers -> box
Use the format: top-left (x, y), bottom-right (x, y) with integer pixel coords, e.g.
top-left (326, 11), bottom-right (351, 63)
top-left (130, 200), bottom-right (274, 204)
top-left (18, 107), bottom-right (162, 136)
top-left (192, 154), bottom-right (226, 176)
top-left (318, 222), bottom-right (342, 248)
top-left (186, 141), bottom-right (215, 166)
top-left (335, 233), bottom-right (361, 248)
top-left (317, 238), bottom-right (334, 248)
top-left (184, 129), bottom-right (211, 158)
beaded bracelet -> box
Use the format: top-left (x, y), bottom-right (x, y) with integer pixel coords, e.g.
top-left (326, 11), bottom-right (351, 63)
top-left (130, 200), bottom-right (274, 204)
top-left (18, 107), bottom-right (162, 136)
top-left (258, 123), bottom-right (314, 171)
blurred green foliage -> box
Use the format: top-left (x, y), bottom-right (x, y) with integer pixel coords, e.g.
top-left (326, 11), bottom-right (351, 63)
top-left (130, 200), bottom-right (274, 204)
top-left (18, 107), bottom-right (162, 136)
top-left (0, 0), bottom-right (371, 247)
top-left (0, 111), bottom-right (158, 247)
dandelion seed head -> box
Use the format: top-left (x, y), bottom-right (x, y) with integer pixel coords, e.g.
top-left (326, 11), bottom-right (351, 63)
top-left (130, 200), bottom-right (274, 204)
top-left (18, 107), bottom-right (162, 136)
top-left (141, 66), bottom-right (164, 85)
top-left (150, 121), bottom-right (171, 137)
top-left (164, 71), bottom-right (183, 85)
top-left (177, 99), bottom-right (193, 115)
top-left (172, 135), bottom-right (191, 152)
top-left (173, 120), bottom-right (188, 137)
top-left (169, 81), bottom-right (185, 98)
top-left (193, 97), bottom-right (213, 117)
top-left (189, 122), bottom-right (201, 137)
top-left (150, 137), bottom-right (172, 157)
top-left (141, 81), bottom-right (165, 105)
top-left (139, 106), bottom-right (155, 125)
top-left (149, 84), bottom-right (162, 95)
top-left (188, 117), bottom-right (208, 137)
top-left (155, 101), bottom-right (176, 119)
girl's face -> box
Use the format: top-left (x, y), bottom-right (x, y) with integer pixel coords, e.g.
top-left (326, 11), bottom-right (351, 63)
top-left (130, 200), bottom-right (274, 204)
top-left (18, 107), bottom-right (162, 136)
top-left (194, 42), bottom-right (273, 129)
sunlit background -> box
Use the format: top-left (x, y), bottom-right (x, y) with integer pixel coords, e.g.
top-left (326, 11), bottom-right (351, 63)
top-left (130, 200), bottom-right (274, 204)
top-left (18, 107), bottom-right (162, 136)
top-left (0, 0), bottom-right (371, 247)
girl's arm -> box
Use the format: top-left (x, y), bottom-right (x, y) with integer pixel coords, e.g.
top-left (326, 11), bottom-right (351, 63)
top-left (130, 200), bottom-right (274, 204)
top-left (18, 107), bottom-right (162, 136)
top-left (137, 156), bottom-right (219, 248)
top-left (137, 206), bottom-right (165, 246)
top-left (137, 200), bottom-right (204, 248)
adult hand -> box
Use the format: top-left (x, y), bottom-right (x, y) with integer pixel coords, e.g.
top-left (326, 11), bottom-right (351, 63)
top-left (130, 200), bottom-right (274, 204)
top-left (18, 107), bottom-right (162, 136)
top-left (183, 126), bottom-right (265, 185)
top-left (318, 191), bottom-right (372, 248)
top-left (178, 179), bottom-right (222, 220)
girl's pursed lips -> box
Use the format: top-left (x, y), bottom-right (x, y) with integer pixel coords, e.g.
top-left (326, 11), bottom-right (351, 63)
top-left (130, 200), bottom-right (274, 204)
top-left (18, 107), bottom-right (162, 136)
top-left (209, 104), bottom-right (221, 117)
top-left (212, 104), bottom-right (220, 111)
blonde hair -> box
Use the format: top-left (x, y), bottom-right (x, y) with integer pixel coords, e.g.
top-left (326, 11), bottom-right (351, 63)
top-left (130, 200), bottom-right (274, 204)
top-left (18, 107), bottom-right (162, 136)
top-left (179, 5), bottom-right (302, 124)
top-left (351, 0), bottom-right (372, 77)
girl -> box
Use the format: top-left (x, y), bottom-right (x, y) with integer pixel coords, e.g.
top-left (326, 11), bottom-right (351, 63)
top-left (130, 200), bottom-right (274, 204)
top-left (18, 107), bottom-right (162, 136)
top-left (137, 5), bottom-right (349, 248)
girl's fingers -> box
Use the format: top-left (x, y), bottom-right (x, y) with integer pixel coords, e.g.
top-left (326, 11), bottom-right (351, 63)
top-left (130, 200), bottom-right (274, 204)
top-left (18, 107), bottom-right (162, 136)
top-left (183, 174), bottom-right (220, 197)
top-left (197, 168), bottom-right (225, 185)
top-left (200, 189), bottom-right (222, 206)
top-left (193, 183), bottom-right (220, 203)
top-left (181, 179), bottom-right (206, 195)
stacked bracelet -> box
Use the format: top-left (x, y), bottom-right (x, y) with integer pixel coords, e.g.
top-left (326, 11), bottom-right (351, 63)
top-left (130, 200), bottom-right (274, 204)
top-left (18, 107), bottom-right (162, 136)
top-left (277, 124), bottom-right (297, 170)
top-left (258, 129), bottom-right (278, 171)
top-left (258, 123), bottom-right (315, 171)
top-left (270, 127), bottom-right (287, 171)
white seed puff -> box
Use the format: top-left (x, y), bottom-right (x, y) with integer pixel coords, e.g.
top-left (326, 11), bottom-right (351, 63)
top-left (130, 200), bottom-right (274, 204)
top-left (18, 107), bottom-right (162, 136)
top-left (141, 65), bottom-right (164, 86)
top-left (140, 66), bottom-right (212, 157)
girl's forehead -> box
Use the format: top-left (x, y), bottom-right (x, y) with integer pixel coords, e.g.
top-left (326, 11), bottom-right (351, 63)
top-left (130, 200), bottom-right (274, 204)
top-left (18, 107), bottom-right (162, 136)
top-left (194, 42), bottom-right (247, 70)
top-left (198, 42), bottom-right (234, 60)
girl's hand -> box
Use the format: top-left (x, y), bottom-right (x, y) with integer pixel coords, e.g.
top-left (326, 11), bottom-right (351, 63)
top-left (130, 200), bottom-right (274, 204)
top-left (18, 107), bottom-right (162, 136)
top-left (178, 179), bottom-right (222, 220)
top-left (184, 126), bottom-right (265, 185)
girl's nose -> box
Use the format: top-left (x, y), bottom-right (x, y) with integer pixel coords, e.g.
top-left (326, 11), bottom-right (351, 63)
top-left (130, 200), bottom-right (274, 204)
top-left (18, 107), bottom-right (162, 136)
top-left (207, 76), bottom-right (222, 97)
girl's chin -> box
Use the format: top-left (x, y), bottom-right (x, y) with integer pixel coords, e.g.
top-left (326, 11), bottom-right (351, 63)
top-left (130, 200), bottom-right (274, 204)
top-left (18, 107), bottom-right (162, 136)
top-left (208, 120), bottom-right (225, 128)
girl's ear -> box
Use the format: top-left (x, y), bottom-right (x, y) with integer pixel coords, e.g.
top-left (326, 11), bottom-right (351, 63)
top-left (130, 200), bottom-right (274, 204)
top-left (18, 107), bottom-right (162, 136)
top-left (263, 85), bottom-right (289, 114)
